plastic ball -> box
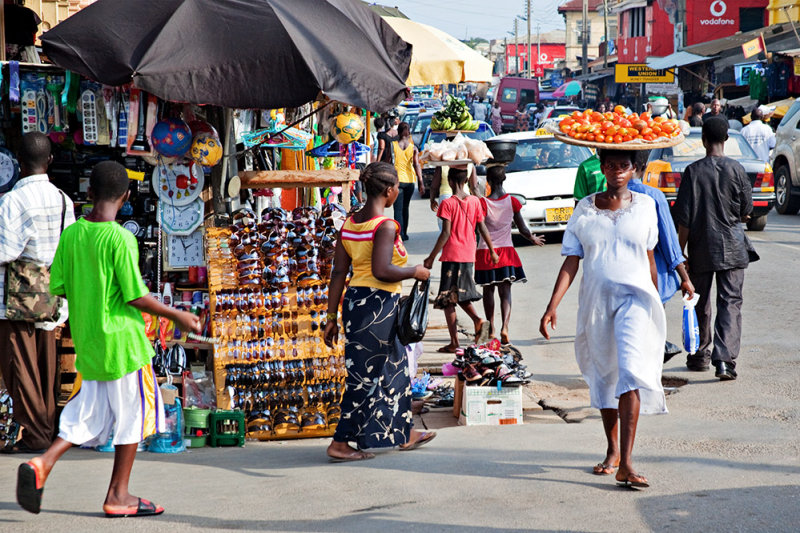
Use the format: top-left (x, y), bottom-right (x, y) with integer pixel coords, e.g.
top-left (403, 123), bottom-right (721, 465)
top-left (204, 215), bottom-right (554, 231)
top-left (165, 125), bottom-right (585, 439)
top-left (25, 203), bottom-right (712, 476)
top-left (188, 119), bottom-right (219, 140)
top-left (332, 113), bottom-right (364, 144)
top-left (151, 118), bottom-right (192, 157)
top-left (190, 134), bottom-right (223, 167)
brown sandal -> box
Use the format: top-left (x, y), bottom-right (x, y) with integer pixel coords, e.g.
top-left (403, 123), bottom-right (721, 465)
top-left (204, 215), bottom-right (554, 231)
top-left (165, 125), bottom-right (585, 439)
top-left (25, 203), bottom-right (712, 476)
top-left (592, 462), bottom-right (617, 475)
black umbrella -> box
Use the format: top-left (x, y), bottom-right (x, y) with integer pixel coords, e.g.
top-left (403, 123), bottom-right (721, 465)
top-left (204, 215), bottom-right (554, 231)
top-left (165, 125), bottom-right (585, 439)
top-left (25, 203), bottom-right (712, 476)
top-left (41, 0), bottom-right (412, 112)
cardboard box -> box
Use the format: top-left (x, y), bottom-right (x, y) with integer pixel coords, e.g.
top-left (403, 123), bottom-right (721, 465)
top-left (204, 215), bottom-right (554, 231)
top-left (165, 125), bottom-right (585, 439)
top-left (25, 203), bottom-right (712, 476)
top-left (458, 385), bottom-right (523, 426)
top-left (452, 377), bottom-right (464, 418)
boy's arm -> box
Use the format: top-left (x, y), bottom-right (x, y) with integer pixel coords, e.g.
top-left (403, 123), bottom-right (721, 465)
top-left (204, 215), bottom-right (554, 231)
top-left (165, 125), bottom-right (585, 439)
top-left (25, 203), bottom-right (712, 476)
top-left (424, 218), bottom-right (451, 269)
top-left (128, 294), bottom-right (200, 334)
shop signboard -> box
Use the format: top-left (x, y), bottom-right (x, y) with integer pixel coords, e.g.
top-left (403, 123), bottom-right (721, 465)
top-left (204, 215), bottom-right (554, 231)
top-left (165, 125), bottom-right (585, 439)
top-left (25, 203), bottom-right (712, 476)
top-left (734, 62), bottom-right (762, 86)
top-left (686, 0), bottom-right (770, 46)
top-left (615, 64), bottom-right (675, 84)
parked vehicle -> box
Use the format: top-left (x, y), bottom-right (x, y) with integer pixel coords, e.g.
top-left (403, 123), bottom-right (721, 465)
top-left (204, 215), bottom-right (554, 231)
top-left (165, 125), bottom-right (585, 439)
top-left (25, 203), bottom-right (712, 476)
top-left (771, 99), bottom-right (800, 215)
top-left (494, 76), bottom-right (539, 132)
top-left (488, 131), bottom-right (592, 234)
top-left (644, 128), bottom-right (776, 231)
top-left (419, 122), bottom-right (494, 198)
top-left (411, 111), bottom-right (434, 147)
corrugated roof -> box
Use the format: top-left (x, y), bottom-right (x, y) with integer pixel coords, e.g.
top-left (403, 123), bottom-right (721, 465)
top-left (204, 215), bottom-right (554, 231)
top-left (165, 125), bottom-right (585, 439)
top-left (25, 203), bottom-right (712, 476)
top-left (647, 51), bottom-right (712, 70)
top-left (683, 22), bottom-right (797, 56)
top-left (558, 0), bottom-right (604, 12)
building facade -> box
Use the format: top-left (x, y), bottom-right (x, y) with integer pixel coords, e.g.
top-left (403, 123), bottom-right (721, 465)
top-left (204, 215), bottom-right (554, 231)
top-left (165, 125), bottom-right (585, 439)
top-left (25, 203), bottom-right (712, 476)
top-left (558, 0), bottom-right (614, 71)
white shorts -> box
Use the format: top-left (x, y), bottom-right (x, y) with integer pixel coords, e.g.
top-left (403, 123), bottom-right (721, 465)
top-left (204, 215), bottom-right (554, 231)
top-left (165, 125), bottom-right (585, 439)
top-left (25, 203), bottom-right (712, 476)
top-left (58, 364), bottom-right (166, 447)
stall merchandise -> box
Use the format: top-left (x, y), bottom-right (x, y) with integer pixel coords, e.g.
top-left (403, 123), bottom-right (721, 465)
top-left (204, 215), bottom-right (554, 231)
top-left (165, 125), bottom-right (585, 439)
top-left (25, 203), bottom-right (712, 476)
top-left (206, 203), bottom-right (349, 440)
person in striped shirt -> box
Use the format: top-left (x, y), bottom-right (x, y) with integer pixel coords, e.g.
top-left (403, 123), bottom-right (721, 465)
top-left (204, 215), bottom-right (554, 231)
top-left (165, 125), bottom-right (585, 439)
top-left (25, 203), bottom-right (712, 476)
top-left (0, 132), bottom-right (74, 453)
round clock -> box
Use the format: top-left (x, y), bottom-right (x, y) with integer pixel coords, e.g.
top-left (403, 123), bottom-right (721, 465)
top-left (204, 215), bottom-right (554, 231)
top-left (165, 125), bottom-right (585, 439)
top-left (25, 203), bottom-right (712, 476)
top-left (0, 147), bottom-right (20, 194)
top-left (122, 220), bottom-right (141, 236)
top-left (153, 160), bottom-right (204, 206)
top-left (159, 197), bottom-right (204, 236)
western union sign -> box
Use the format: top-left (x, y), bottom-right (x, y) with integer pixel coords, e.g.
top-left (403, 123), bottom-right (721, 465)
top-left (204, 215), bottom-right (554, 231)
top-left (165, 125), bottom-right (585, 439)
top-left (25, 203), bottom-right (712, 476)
top-left (615, 64), bottom-right (675, 83)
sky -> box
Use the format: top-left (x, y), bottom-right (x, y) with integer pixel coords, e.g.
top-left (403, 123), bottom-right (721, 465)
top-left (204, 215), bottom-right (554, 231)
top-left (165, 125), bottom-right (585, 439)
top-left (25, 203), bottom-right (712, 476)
top-left (377, 0), bottom-right (567, 41)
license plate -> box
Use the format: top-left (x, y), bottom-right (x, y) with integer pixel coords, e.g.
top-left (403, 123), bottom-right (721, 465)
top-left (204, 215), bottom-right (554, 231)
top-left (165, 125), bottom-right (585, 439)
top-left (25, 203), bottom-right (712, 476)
top-left (545, 207), bottom-right (573, 223)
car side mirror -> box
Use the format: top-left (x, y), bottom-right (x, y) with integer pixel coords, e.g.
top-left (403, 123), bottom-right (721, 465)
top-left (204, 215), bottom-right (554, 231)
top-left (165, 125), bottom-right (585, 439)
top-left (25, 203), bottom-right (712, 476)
top-left (476, 165), bottom-right (486, 176)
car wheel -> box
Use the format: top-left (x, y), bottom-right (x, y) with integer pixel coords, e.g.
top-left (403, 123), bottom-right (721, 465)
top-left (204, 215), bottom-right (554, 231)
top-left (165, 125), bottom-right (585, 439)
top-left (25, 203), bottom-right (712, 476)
top-left (775, 166), bottom-right (800, 215)
top-left (746, 215), bottom-right (767, 231)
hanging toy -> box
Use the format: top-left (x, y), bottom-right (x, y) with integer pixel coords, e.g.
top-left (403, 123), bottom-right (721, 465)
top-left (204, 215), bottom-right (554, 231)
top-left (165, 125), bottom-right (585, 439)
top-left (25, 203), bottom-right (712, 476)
top-left (332, 112), bottom-right (364, 144)
top-left (151, 118), bottom-right (192, 158)
top-left (190, 134), bottom-right (223, 167)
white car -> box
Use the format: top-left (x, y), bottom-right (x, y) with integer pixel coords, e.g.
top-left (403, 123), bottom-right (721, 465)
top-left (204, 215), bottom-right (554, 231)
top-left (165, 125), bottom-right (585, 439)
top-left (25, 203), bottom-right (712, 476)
top-left (491, 131), bottom-right (592, 235)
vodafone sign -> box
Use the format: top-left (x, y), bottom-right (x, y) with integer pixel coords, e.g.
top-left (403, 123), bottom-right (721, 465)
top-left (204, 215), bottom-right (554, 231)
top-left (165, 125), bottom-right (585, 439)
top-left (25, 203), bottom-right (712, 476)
top-left (686, 0), bottom-right (767, 46)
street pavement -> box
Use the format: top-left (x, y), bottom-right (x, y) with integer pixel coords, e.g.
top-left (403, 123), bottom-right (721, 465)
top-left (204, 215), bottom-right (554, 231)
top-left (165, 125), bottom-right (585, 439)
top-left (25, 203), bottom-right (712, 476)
top-left (2, 196), bottom-right (800, 532)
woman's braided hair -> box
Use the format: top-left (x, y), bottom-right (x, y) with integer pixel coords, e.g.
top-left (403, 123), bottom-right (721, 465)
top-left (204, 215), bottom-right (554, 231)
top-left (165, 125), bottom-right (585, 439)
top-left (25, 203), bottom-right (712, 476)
top-left (360, 161), bottom-right (398, 197)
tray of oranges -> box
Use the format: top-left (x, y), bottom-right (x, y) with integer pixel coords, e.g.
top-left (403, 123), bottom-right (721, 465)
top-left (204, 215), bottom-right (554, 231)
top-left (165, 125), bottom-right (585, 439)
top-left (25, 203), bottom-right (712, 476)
top-left (548, 106), bottom-right (688, 150)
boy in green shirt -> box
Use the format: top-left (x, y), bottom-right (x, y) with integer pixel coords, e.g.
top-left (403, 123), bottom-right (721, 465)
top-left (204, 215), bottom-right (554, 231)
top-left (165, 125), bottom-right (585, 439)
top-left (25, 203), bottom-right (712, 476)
top-left (16, 161), bottom-right (200, 518)
top-left (573, 152), bottom-right (606, 202)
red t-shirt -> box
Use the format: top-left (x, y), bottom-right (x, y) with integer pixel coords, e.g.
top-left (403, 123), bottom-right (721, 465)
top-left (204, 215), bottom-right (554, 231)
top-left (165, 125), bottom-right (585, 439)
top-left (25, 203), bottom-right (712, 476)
top-left (437, 195), bottom-right (484, 262)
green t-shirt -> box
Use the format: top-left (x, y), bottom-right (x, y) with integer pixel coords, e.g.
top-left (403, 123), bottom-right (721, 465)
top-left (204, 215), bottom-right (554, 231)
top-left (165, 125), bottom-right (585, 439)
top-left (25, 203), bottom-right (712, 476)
top-left (50, 218), bottom-right (153, 381)
top-left (573, 153), bottom-right (606, 201)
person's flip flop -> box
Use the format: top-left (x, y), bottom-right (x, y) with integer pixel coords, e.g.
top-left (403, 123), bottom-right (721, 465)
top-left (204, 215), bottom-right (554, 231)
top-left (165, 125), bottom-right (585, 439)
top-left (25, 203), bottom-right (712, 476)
top-left (17, 461), bottom-right (44, 514)
top-left (616, 473), bottom-right (650, 488)
top-left (474, 321), bottom-right (490, 344)
top-left (399, 431), bottom-right (437, 451)
top-left (104, 498), bottom-right (165, 518)
top-left (327, 451), bottom-right (375, 463)
top-left (592, 462), bottom-right (617, 475)
top-left (436, 346), bottom-right (457, 354)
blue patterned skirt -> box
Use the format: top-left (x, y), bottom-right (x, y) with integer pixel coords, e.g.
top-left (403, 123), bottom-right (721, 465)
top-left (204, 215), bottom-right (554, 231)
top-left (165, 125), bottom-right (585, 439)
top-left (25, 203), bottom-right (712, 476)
top-left (333, 286), bottom-right (412, 449)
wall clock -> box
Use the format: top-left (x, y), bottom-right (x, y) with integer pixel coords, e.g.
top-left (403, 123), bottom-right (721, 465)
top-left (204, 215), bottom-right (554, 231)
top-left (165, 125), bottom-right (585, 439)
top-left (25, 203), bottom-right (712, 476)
top-left (164, 229), bottom-right (205, 270)
top-left (158, 197), bottom-right (204, 235)
top-left (153, 160), bottom-right (204, 206)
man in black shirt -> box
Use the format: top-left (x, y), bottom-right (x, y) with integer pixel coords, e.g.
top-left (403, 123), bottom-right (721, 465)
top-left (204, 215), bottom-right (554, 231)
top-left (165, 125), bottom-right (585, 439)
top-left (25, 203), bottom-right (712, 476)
top-left (701, 99), bottom-right (722, 123)
top-left (673, 117), bottom-right (753, 380)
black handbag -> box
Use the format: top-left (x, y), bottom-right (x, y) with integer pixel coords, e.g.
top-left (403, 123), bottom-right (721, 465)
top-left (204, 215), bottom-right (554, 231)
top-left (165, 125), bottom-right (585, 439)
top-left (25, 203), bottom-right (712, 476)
top-left (396, 279), bottom-right (430, 346)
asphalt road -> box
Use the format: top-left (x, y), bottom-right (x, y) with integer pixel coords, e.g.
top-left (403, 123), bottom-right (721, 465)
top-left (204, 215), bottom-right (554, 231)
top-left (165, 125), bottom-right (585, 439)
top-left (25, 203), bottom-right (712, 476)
top-left (1, 197), bottom-right (799, 532)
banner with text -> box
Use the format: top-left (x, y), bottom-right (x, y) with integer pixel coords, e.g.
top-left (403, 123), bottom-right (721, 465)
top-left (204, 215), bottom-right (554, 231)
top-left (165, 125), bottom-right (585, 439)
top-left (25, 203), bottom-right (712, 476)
top-left (615, 64), bottom-right (675, 84)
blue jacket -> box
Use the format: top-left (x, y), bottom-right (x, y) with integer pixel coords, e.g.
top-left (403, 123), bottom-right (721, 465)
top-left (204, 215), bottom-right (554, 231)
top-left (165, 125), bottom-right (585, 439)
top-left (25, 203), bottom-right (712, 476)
top-left (629, 179), bottom-right (684, 304)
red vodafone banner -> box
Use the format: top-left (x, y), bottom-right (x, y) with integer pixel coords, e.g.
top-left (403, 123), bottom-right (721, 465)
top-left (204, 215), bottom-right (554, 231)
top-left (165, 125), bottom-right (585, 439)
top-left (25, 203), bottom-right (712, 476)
top-left (686, 0), bottom-right (768, 46)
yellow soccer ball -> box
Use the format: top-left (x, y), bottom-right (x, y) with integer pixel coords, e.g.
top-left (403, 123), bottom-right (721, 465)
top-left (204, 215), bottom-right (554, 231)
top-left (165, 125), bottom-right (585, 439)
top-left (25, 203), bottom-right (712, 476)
top-left (333, 113), bottom-right (364, 144)
top-left (190, 134), bottom-right (223, 167)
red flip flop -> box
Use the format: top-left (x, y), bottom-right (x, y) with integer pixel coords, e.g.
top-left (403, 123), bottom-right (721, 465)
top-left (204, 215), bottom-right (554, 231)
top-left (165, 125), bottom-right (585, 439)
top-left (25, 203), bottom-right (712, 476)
top-left (17, 461), bottom-right (45, 514)
top-left (104, 498), bottom-right (165, 518)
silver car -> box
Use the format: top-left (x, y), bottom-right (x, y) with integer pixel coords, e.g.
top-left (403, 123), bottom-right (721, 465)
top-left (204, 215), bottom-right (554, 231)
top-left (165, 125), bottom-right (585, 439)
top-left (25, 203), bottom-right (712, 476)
top-left (772, 100), bottom-right (800, 214)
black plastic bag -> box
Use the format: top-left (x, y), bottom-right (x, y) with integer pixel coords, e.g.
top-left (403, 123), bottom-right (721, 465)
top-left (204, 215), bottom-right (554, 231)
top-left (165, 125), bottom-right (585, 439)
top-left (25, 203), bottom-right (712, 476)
top-left (396, 279), bottom-right (430, 346)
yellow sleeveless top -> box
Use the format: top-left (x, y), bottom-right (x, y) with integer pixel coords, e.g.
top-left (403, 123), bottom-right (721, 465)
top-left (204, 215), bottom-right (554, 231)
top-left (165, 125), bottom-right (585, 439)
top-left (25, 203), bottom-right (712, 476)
top-left (392, 140), bottom-right (417, 184)
top-left (341, 216), bottom-right (408, 294)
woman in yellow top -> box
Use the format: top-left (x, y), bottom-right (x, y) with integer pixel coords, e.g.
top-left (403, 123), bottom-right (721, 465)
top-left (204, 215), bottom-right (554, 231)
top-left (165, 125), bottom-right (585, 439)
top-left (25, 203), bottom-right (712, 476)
top-left (323, 162), bottom-right (433, 462)
top-left (391, 122), bottom-right (424, 241)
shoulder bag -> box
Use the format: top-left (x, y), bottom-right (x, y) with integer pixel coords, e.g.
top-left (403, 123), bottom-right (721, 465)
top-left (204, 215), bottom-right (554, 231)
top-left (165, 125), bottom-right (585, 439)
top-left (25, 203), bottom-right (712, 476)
top-left (4, 192), bottom-right (67, 322)
top-left (396, 279), bottom-right (430, 346)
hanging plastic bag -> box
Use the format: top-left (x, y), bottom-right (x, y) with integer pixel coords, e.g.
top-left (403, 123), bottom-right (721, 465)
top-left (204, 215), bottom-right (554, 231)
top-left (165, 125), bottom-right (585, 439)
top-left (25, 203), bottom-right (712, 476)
top-left (396, 279), bottom-right (430, 346)
top-left (682, 293), bottom-right (700, 355)
top-left (147, 398), bottom-right (186, 454)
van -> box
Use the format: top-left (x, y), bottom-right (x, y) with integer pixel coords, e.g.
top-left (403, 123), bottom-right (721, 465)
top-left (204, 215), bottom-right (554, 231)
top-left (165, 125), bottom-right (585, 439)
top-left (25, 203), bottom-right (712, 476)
top-left (495, 76), bottom-right (539, 131)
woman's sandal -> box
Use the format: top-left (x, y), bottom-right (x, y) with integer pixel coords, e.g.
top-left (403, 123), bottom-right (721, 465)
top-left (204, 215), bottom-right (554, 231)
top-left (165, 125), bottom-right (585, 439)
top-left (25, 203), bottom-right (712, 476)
top-left (328, 450), bottom-right (376, 463)
top-left (436, 345), bottom-right (457, 354)
top-left (616, 472), bottom-right (650, 488)
top-left (592, 462), bottom-right (617, 476)
top-left (399, 431), bottom-right (437, 451)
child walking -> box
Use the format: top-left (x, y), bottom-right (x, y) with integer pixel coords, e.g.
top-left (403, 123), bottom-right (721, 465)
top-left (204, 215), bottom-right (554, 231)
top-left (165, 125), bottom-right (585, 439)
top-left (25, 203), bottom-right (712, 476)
top-left (424, 167), bottom-right (499, 353)
top-left (476, 166), bottom-right (545, 345)
top-left (16, 161), bottom-right (200, 518)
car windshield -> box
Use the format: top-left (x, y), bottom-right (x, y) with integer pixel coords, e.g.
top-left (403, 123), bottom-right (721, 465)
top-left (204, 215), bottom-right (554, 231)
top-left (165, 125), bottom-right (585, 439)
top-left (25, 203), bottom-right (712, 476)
top-left (659, 133), bottom-right (758, 160)
top-left (505, 139), bottom-right (592, 172)
top-left (413, 116), bottom-right (432, 134)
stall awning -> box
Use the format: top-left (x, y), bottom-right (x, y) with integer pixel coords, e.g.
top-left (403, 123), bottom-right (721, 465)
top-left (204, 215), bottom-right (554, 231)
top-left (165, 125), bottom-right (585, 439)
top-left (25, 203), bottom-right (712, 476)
top-left (609, 0), bottom-right (646, 14)
top-left (382, 17), bottom-right (494, 85)
top-left (647, 52), bottom-right (712, 71)
top-left (574, 69), bottom-right (614, 82)
top-left (683, 22), bottom-right (797, 57)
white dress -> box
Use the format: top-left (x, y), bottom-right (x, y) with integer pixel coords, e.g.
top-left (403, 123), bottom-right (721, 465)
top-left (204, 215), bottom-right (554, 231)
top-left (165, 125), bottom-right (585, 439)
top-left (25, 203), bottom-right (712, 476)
top-left (561, 192), bottom-right (667, 414)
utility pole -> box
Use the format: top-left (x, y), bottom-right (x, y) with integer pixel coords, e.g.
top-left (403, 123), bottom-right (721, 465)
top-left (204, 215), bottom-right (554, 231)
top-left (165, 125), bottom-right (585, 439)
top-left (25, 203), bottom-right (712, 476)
top-left (504, 36), bottom-right (509, 75)
top-left (527, 0), bottom-right (532, 78)
top-left (514, 18), bottom-right (519, 75)
top-left (603, 0), bottom-right (609, 68)
top-left (582, 0), bottom-right (588, 76)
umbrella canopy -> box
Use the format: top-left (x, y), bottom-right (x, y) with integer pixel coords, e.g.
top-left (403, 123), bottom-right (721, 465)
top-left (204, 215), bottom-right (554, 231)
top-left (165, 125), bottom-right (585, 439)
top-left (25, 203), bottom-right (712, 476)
top-left (41, 0), bottom-right (412, 112)
top-left (382, 17), bottom-right (493, 86)
top-left (552, 80), bottom-right (582, 98)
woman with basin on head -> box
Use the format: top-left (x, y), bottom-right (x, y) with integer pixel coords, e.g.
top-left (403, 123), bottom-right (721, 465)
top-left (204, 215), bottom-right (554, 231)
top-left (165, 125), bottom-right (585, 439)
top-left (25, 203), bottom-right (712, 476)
top-left (323, 162), bottom-right (435, 462)
top-left (539, 149), bottom-right (667, 489)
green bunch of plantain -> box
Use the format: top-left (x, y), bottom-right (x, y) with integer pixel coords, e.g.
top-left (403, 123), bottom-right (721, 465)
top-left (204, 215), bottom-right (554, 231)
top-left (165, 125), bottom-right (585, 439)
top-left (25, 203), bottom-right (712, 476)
top-left (431, 95), bottom-right (480, 131)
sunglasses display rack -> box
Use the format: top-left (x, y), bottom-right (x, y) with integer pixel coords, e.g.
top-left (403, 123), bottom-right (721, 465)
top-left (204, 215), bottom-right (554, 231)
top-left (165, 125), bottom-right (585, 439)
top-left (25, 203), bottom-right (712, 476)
top-left (206, 205), bottom-right (348, 440)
